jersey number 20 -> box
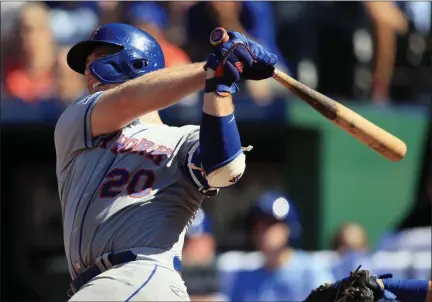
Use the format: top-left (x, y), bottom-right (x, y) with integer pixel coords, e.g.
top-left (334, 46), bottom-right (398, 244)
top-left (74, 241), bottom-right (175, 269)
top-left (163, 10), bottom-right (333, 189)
top-left (99, 168), bottom-right (155, 198)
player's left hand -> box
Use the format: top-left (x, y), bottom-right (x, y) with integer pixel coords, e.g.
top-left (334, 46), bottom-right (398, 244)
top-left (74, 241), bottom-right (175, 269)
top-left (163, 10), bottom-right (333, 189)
top-left (205, 30), bottom-right (278, 81)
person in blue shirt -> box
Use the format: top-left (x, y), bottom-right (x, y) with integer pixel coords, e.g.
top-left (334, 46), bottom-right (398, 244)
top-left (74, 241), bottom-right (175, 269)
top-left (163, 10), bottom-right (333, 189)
top-left (330, 222), bottom-right (375, 280)
top-left (225, 192), bottom-right (335, 301)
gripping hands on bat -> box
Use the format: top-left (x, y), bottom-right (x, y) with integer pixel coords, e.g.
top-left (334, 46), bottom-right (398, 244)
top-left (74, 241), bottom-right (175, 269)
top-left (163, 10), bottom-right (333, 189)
top-left (209, 27), bottom-right (407, 162)
top-left (204, 28), bottom-right (278, 96)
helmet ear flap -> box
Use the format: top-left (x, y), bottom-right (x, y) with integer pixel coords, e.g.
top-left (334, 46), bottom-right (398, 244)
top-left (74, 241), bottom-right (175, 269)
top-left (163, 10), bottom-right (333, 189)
top-left (89, 50), bottom-right (130, 83)
top-left (90, 50), bottom-right (153, 83)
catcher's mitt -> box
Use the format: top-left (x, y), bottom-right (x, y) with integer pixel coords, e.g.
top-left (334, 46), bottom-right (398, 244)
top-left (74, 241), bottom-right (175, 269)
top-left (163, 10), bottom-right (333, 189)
top-left (304, 266), bottom-right (396, 302)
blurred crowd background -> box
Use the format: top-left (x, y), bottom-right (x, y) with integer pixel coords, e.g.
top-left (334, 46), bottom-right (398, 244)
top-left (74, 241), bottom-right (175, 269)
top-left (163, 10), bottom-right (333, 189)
top-left (1, 1), bottom-right (431, 301)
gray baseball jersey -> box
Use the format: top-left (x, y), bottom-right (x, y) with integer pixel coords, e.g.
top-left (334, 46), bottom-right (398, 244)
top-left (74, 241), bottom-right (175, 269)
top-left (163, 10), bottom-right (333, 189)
top-left (54, 92), bottom-right (212, 279)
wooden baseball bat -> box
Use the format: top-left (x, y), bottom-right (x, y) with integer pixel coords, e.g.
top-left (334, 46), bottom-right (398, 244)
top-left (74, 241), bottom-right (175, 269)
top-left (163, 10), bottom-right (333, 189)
top-left (209, 27), bottom-right (407, 162)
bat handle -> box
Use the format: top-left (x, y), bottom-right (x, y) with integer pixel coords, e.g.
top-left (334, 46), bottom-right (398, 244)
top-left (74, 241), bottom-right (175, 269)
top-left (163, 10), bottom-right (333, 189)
top-left (210, 27), bottom-right (229, 46)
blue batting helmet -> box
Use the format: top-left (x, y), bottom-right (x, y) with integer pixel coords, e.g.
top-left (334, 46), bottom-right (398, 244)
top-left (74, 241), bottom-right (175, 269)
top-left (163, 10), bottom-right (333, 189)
top-left (186, 208), bottom-right (213, 239)
top-left (249, 191), bottom-right (302, 243)
top-left (67, 23), bottom-right (165, 84)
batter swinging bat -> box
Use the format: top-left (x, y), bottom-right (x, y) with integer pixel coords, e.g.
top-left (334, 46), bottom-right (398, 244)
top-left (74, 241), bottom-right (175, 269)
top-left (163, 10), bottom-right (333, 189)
top-left (209, 27), bottom-right (407, 162)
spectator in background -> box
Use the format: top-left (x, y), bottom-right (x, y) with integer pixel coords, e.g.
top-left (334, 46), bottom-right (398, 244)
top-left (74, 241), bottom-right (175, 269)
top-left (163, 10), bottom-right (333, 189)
top-left (47, 1), bottom-right (99, 46)
top-left (183, 208), bottom-right (216, 266)
top-left (186, 1), bottom-right (289, 105)
top-left (332, 222), bottom-right (369, 254)
top-left (4, 2), bottom-right (56, 103)
top-left (163, 2), bottom-right (198, 48)
top-left (1, 2), bottom-right (26, 98)
top-left (125, 2), bottom-right (190, 68)
top-left (0, 2), bottom-right (26, 40)
top-left (97, 1), bottom-right (122, 25)
top-left (389, 2), bottom-right (431, 105)
top-left (182, 208), bottom-right (225, 301)
top-left (125, 2), bottom-right (199, 107)
top-left (362, 2), bottom-right (409, 104)
top-left (331, 222), bottom-right (373, 279)
top-left (52, 45), bottom-right (87, 104)
top-left (273, 2), bottom-right (408, 102)
top-left (224, 192), bottom-right (334, 301)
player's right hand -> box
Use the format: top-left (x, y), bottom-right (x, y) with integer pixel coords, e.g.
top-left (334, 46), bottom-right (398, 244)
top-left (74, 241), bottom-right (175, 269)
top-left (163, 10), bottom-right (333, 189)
top-left (205, 29), bottom-right (278, 81)
top-left (204, 36), bottom-right (253, 95)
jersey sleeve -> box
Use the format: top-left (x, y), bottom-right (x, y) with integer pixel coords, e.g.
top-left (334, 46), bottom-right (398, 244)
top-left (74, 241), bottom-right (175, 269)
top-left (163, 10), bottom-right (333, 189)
top-left (54, 92), bottom-right (104, 174)
top-left (178, 126), bottom-right (219, 197)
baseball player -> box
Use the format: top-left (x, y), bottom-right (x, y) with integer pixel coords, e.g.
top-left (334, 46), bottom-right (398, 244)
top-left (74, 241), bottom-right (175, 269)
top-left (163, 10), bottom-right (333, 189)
top-left (224, 191), bottom-right (335, 301)
top-left (54, 23), bottom-right (277, 301)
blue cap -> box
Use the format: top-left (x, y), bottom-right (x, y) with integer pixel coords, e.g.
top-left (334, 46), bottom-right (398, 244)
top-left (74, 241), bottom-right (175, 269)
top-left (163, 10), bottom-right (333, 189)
top-left (251, 191), bottom-right (302, 243)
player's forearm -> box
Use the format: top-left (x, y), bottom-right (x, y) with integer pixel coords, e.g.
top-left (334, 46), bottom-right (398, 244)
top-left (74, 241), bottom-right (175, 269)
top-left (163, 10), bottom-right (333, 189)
top-left (117, 62), bottom-right (205, 116)
top-left (199, 69), bottom-right (244, 187)
top-left (203, 70), bottom-right (234, 116)
top-left (91, 62), bottom-right (206, 137)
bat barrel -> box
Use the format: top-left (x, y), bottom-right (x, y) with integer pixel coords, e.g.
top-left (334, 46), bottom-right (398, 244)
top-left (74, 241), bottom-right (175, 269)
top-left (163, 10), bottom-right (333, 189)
top-left (273, 69), bottom-right (407, 162)
top-left (334, 105), bottom-right (407, 161)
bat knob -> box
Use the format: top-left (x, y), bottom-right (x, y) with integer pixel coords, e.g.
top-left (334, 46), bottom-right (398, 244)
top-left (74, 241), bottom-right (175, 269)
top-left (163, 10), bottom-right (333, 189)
top-left (210, 27), bottom-right (229, 46)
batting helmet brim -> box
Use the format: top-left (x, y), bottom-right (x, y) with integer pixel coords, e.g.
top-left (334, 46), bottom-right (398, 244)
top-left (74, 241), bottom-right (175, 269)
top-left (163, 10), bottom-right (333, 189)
top-left (67, 40), bottom-right (123, 75)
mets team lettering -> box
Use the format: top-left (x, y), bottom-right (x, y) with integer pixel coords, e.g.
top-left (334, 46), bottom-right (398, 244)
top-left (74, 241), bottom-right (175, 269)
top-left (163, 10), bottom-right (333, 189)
top-left (97, 134), bottom-right (174, 166)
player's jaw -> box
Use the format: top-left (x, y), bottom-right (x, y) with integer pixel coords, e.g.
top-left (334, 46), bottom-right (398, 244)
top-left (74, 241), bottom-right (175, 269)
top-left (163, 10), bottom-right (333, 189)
top-left (86, 75), bottom-right (118, 94)
top-left (87, 76), bottom-right (102, 93)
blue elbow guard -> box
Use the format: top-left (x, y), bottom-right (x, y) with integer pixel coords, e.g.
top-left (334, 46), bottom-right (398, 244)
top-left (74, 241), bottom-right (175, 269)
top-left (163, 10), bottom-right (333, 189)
top-left (199, 112), bottom-right (242, 174)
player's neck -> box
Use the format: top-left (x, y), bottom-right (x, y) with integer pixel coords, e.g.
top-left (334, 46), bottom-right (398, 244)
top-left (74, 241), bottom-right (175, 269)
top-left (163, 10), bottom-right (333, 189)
top-left (139, 111), bottom-right (164, 125)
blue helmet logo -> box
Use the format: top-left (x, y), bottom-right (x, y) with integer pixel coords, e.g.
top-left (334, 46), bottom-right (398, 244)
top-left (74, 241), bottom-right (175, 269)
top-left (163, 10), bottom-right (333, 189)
top-left (67, 23), bottom-right (165, 84)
